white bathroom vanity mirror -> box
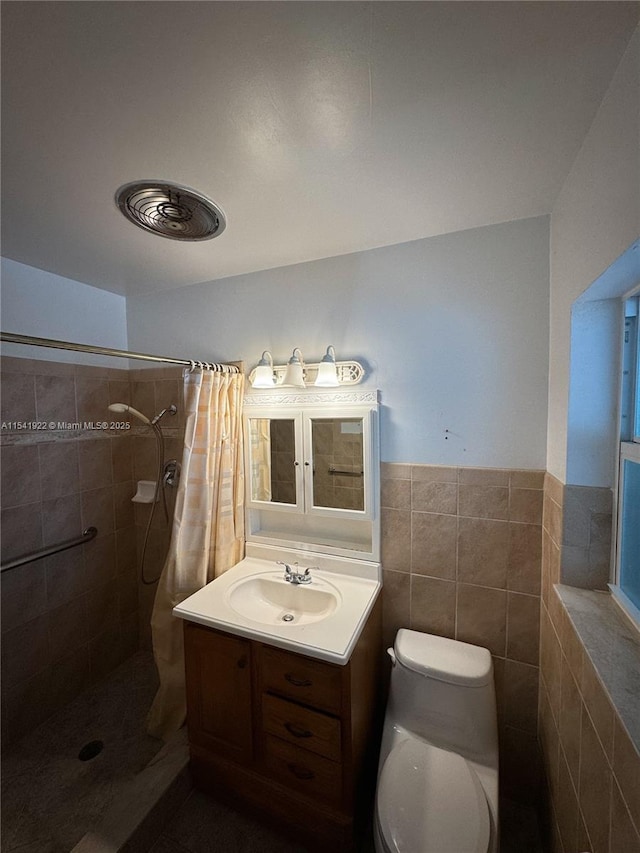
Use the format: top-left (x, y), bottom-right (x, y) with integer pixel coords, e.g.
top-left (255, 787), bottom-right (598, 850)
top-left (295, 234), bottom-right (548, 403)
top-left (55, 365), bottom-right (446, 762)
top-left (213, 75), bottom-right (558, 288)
top-left (247, 416), bottom-right (298, 507)
top-left (243, 389), bottom-right (380, 561)
top-left (309, 416), bottom-right (365, 510)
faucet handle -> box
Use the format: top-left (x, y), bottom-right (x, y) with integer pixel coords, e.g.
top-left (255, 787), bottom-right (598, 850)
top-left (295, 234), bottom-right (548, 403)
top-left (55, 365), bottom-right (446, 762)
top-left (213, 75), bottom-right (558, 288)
top-left (296, 566), bottom-right (314, 584)
top-left (276, 560), bottom-right (292, 575)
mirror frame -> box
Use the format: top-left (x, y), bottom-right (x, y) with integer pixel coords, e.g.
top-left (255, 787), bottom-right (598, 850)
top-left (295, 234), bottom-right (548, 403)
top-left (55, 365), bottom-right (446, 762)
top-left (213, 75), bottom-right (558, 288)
top-left (242, 389), bottom-right (380, 561)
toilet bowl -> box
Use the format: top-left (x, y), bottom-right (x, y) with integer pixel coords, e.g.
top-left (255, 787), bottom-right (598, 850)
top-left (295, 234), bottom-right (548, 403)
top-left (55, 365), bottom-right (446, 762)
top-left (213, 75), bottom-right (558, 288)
top-left (374, 629), bottom-right (499, 853)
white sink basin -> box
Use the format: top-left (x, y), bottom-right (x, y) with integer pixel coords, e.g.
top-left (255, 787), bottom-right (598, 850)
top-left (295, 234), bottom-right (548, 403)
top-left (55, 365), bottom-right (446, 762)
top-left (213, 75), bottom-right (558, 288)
top-left (226, 574), bottom-right (341, 626)
top-left (173, 552), bottom-right (381, 664)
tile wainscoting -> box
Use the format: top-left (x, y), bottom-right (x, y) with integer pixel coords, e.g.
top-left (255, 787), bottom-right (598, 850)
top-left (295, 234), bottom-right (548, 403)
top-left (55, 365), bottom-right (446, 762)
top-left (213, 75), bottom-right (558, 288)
top-left (380, 462), bottom-right (544, 804)
top-left (539, 474), bottom-right (640, 853)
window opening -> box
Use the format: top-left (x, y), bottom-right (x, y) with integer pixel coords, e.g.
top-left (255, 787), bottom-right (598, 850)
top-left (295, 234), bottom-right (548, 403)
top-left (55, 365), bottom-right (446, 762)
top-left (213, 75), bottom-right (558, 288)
top-left (613, 292), bottom-right (640, 624)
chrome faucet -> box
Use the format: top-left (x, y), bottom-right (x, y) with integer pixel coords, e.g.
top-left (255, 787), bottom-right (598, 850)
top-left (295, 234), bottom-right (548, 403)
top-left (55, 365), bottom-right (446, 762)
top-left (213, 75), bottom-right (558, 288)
top-left (277, 561), bottom-right (313, 585)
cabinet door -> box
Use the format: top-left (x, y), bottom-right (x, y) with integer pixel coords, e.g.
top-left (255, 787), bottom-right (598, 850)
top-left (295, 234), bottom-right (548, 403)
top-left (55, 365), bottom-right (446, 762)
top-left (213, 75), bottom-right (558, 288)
top-left (303, 409), bottom-right (373, 520)
top-left (184, 624), bottom-right (253, 763)
top-left (245, 412), bottom-right (304, 512)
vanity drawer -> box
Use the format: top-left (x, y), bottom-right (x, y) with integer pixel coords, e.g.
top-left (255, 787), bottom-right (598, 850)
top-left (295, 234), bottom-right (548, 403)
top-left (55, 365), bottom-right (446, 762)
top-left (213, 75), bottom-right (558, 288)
top-left (262, 693), bottom-right (342, 762)
top-left (259, 645), bottom-right (342, 714)
top-left (263, 734), bottom-right (343, 803)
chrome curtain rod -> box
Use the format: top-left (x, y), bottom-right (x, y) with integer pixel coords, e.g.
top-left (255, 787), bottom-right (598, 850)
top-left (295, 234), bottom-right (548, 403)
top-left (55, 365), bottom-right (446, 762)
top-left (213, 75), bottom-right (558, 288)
top-left (0, 332), bottom-right (240, 372)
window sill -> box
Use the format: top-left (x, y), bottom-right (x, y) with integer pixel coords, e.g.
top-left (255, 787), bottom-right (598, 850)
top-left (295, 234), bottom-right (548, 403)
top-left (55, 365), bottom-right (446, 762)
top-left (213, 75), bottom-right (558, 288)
top-left (555, 584), bottom-right (640, 751)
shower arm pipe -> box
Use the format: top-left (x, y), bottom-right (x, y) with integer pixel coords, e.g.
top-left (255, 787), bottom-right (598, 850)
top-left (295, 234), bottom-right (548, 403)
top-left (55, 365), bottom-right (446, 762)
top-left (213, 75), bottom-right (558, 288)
top-left (0, 527), bottom-right (98, 574)
top-left (0, 332), bottom-right (241, 373)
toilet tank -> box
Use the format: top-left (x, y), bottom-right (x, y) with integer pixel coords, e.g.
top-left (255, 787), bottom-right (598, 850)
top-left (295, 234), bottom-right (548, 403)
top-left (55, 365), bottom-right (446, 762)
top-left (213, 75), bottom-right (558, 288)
top-left (387, 630), bottom-right (498, 766)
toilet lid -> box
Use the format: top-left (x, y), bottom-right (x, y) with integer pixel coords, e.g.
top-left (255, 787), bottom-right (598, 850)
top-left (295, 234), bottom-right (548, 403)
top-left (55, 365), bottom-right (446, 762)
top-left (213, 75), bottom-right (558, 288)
top-left (377, 739), bottom-right (491, 853)
top-left (394, 629), bottom-right (493, 687)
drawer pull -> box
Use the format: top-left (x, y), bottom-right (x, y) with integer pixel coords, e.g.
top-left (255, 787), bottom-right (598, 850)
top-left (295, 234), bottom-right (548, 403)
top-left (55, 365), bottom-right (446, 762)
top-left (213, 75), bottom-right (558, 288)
top-left (284, 673), bottom-right (312, 687)
top-left (284, 722), bottom-right (313, 739)
top-left (287, 763), bottom-right (315, 781)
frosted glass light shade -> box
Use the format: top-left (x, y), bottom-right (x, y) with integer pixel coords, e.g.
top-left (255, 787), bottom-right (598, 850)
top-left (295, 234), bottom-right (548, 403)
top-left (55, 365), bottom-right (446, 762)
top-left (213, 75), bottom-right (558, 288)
top-left (282, 348), bottom-right (305, 387)
top-left (315, 346), bottom-right (339, 386)
top-left (251, 351), bottom-right (276, 387)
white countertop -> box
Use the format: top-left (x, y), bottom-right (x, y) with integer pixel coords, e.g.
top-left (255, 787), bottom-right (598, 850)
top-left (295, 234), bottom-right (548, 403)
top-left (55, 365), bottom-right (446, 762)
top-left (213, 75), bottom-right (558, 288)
top-left (173, 551), bottom-right (381, 665)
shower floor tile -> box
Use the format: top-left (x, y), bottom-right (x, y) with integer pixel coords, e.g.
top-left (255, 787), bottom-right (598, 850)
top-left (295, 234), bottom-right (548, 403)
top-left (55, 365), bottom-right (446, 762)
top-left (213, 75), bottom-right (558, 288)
top-left (1, 651), bottom-right (162, 853)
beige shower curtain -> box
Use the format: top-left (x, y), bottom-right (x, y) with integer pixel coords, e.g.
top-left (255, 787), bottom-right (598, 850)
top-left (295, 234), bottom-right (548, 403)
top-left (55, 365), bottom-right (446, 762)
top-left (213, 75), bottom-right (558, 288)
top-left (147, 368), bottom-right (245, 741)
top-left (250, 417), bottom-right (272, 502)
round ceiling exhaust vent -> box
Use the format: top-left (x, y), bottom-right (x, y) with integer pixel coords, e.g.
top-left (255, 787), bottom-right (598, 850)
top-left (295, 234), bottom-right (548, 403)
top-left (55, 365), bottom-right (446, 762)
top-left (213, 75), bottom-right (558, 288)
top-left (115, 181), bottom-right (226, 241)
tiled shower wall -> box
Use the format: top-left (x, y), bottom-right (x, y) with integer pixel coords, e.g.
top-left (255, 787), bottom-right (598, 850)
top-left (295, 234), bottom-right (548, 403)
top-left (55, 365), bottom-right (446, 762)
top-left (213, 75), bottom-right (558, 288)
top-left (128, 366), bottom-right (185, 648)
top-left (0, 357), bottom-right (184, 746)
top-left (0, 356), bottom-right (138, 745)
top-left (539, 474), bottom-right (640, 852)
top-left (380, 462), bottom-right (544, 803)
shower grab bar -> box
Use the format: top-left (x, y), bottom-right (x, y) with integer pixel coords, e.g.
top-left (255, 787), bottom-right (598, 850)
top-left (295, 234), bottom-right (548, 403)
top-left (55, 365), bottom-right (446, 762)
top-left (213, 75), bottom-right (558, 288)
top-left (0, 526), bottom-right (98, 573)
top-left (328, 466), bottom-right (363, 477)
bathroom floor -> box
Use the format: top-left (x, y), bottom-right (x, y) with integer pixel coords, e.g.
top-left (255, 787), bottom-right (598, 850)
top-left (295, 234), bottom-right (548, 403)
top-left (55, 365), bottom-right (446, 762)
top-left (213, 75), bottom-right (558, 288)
top-left (148, 790), bottom-right (545, 853)
top-left (148, 789), bottom-right (315, 853)
top-left (1, 650), bottom-right (162, 853)
top-left (1, 646), bottom-right (546, 853)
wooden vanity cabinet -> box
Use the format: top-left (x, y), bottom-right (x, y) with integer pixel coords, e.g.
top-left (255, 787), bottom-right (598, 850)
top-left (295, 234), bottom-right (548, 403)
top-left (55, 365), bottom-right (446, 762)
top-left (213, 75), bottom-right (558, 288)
top-left (183, 597), bottom-right (382, 852)
top-left (184, 628), bottom-right (253, 764)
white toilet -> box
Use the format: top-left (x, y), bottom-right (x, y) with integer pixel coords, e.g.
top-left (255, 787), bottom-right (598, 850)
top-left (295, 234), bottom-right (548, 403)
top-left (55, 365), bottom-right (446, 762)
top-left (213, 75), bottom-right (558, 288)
top-left (374, 629), bottom-right (499, 853)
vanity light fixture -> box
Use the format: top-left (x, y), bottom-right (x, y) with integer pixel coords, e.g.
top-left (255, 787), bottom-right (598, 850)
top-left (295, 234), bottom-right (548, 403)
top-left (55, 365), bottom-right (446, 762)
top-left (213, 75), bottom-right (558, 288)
top-left (314, 345), bottom-right (340, 386)
top-left (251, 351), bottom-right (276, 388)
top-left (282, 348), bottom-right (306, 388)
top-left (248, 350), bottom-right (365, 387)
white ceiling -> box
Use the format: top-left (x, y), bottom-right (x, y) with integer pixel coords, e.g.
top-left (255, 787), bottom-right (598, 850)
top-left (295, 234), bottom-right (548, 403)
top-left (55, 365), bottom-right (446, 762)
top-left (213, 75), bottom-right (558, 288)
top-left (1, 2), bottom-right (638, 297)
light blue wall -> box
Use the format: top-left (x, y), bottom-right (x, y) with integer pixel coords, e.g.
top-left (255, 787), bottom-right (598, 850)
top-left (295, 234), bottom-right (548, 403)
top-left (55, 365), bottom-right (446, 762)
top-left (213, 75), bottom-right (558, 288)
top-left (1, 258), bottom-right (128, 368)
top-left (127, 216), bottom-right (550, 468)
top-left (567, 298), bottom-right (621, 487)
top-left (566, 239), bottom-right (640, 488)
top-left (548, 27), bottom-right (639, 481)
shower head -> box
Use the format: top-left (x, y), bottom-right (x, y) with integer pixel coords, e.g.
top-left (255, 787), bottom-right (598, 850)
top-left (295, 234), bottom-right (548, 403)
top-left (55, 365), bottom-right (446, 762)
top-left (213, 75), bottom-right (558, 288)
top-left (108, 403), bottom-right (151, 425)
